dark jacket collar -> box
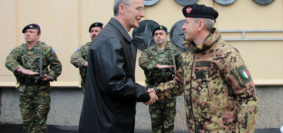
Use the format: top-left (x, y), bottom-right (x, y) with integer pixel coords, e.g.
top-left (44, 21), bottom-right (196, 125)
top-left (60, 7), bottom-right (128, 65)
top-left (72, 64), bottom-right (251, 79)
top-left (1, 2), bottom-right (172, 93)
top-left (109, 17), bottom-right (132, 42)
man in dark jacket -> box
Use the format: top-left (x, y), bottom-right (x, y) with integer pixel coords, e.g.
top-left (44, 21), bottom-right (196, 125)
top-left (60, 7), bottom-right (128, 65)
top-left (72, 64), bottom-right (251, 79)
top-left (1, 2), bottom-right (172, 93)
top-left (79, 0), bottom-right (158, 133)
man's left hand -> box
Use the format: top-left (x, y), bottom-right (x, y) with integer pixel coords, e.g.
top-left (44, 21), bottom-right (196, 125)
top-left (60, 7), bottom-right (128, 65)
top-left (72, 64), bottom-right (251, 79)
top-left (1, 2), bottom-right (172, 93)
top-left (156, 64), bottom-right (174, 69)
top-left (42, 74), bottom-right (50, 81)
top-left (145, 89), bottom-right (158, 105)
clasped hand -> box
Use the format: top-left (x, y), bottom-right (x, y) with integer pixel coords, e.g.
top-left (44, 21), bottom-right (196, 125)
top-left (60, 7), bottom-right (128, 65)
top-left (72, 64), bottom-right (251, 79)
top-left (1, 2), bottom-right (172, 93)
top-left (145, 88), bottom-right (158, 105)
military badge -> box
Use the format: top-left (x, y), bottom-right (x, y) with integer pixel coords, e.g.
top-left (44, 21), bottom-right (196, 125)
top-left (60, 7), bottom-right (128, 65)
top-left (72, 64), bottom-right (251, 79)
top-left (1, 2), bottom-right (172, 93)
top-left (52, 48), bottom-right (55, 53)
top-left (195, 70), bottom-right (206, 79)
top-left (232, 65), bottom-right (252, 86)
top-left (241, 70), bottom-right (249, 79)
top-left (186, 6), bottom-right (192, 14)
top-left (76, 48), bottom-right (80, 52)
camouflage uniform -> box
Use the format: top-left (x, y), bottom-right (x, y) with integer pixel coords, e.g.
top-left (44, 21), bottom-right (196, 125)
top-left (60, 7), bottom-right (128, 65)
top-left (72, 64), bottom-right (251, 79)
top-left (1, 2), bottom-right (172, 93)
top-left (139, 42), bottom-right (183, 133)
top-left (70, 42), bottom-right (91, 92)
top-left (155, 29), bottom-right (258, 133)
top-left (5, 41), bottom-right (62, 133)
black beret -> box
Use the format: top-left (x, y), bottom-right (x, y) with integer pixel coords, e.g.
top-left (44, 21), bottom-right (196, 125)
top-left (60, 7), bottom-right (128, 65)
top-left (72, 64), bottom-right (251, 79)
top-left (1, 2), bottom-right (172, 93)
top-left (89, 22), bottom-right (103, 32)
top-left (152, 25), bottom-right (168, 36)
top-left (182, 4), bottom-right (218, 20)
top-left (22, 23), bottom-right (41, 33)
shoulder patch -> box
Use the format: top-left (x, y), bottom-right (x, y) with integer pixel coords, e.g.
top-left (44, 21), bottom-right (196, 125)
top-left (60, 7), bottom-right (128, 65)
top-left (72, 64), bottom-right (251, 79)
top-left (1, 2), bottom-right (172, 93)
top-left (51, 48), bottom-right (55, 53)
top-left (241, 70), bottom-right (249, 79)
top-left (232, 65), bottom-right (252, 87)
top-left (76, 48), bottom-right (80, 52)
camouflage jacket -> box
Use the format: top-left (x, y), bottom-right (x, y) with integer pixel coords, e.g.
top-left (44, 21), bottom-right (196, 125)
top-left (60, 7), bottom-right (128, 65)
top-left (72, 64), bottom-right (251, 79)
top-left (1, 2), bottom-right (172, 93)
top-left (139, 41), bottom-right (183, 89)
top-left (5, 41), bottom-right (62, 85)
top-left (70, 42), bottom-right (91, 90)
top-left (156, 29), bottom-right (258, 133)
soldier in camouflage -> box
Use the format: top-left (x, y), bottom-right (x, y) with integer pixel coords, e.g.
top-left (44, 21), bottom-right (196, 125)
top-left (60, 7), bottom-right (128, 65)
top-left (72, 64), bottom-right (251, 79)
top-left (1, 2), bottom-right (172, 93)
top-left (153, 4), bottom-right (258, 133)
top-left (70, 22), bottom-right (103, 92)
top-left (139, 25), bottom-right (183, 133)
top-left (5, 23), bottom-right (62, 133)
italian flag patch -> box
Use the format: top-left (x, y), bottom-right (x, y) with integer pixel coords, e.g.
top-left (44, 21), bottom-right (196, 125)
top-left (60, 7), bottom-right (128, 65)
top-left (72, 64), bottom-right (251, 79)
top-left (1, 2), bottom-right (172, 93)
top-left (241, 70), bottom-right (249, 79)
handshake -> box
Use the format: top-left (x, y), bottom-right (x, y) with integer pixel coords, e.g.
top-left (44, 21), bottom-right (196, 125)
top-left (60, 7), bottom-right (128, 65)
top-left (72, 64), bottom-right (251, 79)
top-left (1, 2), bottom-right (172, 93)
top-left (145, 88), bottom-right (158, 105)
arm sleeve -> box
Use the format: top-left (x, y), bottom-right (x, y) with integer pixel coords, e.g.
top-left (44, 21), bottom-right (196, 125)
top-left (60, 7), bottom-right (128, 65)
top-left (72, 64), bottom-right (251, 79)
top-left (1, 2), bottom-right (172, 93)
top-left (174, 48), bottom-right (183, 70)
top-left (5, 48), bottom-right (22, 72)
top-left (94, 38), bottom-right (150, 102)
top-left (154, 67), bottom-right (184, 100)
top-left (47, 48), bottom-right (62, 81)
top-left (138, 49), bottom-right (157, 71)
top-left (219, 48), bottom-right (258, 132)
top-left (70, 46), bottom-right (87, 68)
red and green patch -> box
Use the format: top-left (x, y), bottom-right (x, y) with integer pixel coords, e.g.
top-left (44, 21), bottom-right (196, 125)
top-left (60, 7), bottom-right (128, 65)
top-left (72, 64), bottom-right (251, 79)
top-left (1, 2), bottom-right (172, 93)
top-left (241, 70), bottom-right (249, 79)
top-left (232, 65), bottom-right (252, 86)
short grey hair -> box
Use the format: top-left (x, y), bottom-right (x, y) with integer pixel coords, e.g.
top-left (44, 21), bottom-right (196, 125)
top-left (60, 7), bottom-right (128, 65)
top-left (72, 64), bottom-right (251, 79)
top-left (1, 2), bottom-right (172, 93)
top-left (194, 18), bottom-right (215, 31)
top-left (203, 19), bottom-right (215, 31)
top-left (113, 0), bottom-right (132, 16)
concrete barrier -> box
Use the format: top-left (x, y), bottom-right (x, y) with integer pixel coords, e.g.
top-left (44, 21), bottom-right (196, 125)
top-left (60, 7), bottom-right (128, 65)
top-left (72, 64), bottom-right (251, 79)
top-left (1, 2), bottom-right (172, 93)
top-left (0, 86), bottom-right (282, 130)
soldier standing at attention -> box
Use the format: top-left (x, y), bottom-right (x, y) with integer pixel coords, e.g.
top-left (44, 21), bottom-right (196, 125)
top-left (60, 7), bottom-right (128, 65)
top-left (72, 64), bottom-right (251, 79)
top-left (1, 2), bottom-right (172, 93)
top-left (139, 25), bottom-right (183, 133)
top-left (70, 22), bottom-right (103, 92)
top-left (153, 4), bottom-right (258, 133)
top-left (5, 23), bottom-right (62, 133)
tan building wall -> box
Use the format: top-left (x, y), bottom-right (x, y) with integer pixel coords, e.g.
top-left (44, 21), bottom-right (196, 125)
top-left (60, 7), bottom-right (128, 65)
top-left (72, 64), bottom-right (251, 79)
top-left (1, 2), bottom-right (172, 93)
top-left (1, 0), bottom-right (283, 87)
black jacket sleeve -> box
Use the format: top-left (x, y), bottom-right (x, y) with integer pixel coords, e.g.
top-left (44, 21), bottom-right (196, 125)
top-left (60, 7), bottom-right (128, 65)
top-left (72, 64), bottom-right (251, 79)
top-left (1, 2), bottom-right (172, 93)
top-left (92, 38), bottom-right (150, 102)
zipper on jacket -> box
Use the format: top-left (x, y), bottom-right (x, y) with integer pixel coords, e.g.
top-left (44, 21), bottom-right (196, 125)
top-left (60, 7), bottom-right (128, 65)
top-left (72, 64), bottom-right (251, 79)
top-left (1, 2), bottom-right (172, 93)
top-left (189, 53), bottom-right (197, 132)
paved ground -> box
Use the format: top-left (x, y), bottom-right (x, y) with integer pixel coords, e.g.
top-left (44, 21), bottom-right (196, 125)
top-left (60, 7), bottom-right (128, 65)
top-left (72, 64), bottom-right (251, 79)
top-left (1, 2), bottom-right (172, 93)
top-left (0, 124), bottom-right (280, 133)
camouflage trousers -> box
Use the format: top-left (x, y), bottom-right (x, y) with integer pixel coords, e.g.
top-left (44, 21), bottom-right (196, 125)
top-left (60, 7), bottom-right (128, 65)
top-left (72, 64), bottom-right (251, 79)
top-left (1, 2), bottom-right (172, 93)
top-left (149, 97), bottom-right (176, 133)
top-left (18, 85), bottom-right (50, 133)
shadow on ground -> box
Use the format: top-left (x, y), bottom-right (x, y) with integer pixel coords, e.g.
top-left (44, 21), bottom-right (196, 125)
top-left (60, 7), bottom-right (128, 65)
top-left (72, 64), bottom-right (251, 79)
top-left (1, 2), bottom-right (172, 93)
top-left (0, 124), bottom-right (280, 133)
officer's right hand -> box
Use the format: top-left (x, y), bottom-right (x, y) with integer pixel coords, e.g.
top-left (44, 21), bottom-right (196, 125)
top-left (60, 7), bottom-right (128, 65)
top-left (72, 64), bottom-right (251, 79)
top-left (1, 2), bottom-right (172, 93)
top-left (17, 67), bottom-right (38, 75)
top-left (42, 74), bottom-right (50, 81)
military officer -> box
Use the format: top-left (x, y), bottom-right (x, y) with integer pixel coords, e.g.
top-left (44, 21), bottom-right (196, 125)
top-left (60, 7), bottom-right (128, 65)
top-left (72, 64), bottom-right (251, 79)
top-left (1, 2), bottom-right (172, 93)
top-left (5, 23), bottom-right (62, 133)
top-left (153, 4), bottom-right (258, 133)
top-left (139, 25), bottom-right (183, 133)
top-left (70, 22), bottom-right (103, 92)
